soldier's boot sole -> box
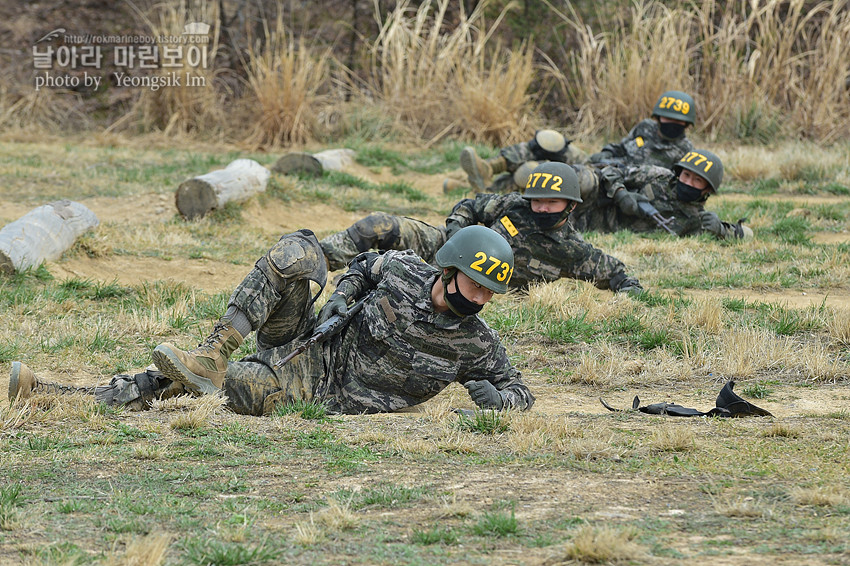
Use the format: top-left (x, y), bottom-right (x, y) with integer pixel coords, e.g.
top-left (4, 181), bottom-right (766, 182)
top-left (459, 147), bottom-right (488, 192)
top-left (9, 361), bottom-right (25, 401)
top-left (152, 345), bottom-right (222, 397)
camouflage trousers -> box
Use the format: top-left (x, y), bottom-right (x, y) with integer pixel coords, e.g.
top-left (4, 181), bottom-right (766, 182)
top-left (95, 230), bottom-right (332, 416)
top-left (320, 212), bottom-right (447, 270)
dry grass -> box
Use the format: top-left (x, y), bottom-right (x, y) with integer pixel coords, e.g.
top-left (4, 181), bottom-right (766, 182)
top-left (713, 328), bottom-right (793, 378)
top-left (3, 0), bottom-right (849, 144)
top-left (165, 392), bottom-right (226, 429)
top-left (649, 425), bottom-right (696, 453)
top-left (240, 13), bottom-right (331, 148)
top-left (293, 516), bottom-right (324, 546)
top-left (681, 298), bottom-right (724, 334)
top-left (551, 0), bottom-right (850, 142)
top-left (0, 87), bottom-right (90, 133)
top-left (790, 486), bottom-right (849, 508)
top-left (123, 0), bottom-right (224, 136)
top-left (714, 495), bottom-right (773, 519)
top-left (556, 524), bottom-right (646, 564)
top-left (826, 308), bottom-right (850, 346)
top-left (315, 497), bottom-right (360, 531)
top-left (104, 532), bottom-right (171, 566)
top-left (551, 0), bottom-right (694, 136)
top-left (360, 0), bottom-right (535, 144)
top-left (761, 422), bottom-right (800, 438)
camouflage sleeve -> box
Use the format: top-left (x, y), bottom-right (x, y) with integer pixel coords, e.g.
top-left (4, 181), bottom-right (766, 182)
top-left (621, 165), bottom-right (673, 199)
top-left (558, 233), bottom-right (629, 290)
top-left (331, 252), bottom-right (383, 301)
top-left (498, 141), bottom-right (536, 170)
top-left (457, 331), bottom-right (535, 411)
top-left (445, 194), bottom-right (502, 239)
top-left (598, 165), bottom-right (628, 198)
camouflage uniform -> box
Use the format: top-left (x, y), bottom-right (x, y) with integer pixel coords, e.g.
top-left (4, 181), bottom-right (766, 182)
top-left (445, 193), bottom-right (637, 290)
top-left (489, 137), bottom-right (588, 194)
top-left (321, 213), bottom-right (445, 272)
top-left (320, 198), bottom-right (639, 292)
top-left (588, 119), bottom-right (694, 169)
top-left (81, 231), bottom-right (534, 415)
top-left (570, 164), bottom-right (743, 238)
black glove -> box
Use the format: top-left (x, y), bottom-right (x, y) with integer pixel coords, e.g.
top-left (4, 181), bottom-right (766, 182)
top-left (589, 150), bottom-right (614, 163)
top-left (731, 218), bottom-right (753, 240)
top-left (464, 380), bottom-right (505, 410)
top-left (613, 189), bottom-right (650, 216)
top-left (317, 292), bottom-right (348, 324)
top-left (699, 210), bottom-right (723, 236)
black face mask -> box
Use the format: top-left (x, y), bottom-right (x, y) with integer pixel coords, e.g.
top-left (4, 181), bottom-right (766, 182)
top-left (533, 211), bottom-right (564, 230)
top-left (675, 180), bottom-right (707, 202)
top-left (444, 272), bottom-right (483, 317)
top-left (659, 121), bottom-right (686, 139)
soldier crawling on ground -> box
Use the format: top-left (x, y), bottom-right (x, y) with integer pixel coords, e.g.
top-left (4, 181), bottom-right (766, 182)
top-left (571, 148), bottom-right (753, 240)
top-left (10, 226), bottom-right (535, 416)
top-left (321, 162), bottom-right (644, 295)
top-left (444, 89), bottom-right (697, 195)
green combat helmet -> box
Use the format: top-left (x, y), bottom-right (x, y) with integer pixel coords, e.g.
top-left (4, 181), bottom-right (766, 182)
top-left (652, 90), bottom-right (696, 125)
top-left (674, 148), bottom-right (724, 193)
top-left (435, 225), bottom-right (514, 294)
top-left (521, 161), bottom-right (582, 202)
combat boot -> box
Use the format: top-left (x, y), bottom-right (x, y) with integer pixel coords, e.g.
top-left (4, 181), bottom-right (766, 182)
top-left (8, 361), bottom-right (94, 401)
top-left (152, 319), bottom-right (243, 396)
top-left (442, 178), bottom-right (468, 193)
top-left (460, 147), bottom-right (507, 192)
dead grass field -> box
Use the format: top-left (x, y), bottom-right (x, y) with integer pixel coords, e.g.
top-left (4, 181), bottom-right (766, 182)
top-left (1, 136), bottom-right (849, 565)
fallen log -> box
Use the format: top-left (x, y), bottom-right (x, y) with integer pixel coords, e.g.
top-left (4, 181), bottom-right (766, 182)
top-left (0, 200), bottom-right (99, 275)
top-left (271, 149), bottom-right (356, 176)
top-left (176, 158), bottom-right (270, 220)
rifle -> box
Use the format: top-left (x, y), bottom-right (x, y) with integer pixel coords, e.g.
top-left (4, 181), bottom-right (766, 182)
top-left (637, 200), bottom-right (677, 236)
top-left (590, 160), bottom-right (678, 236)
top-left (273, 295), bottom-right (367, 369)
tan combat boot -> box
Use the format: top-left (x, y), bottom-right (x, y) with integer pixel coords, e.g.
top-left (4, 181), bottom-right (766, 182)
top-left (460, 147), bottom-right (492, 191)
top-left (152, 319), bottom-right (243, 396)
top-left (8, 361), bottom-right (92, 401)
top-left (459, 147), bottom-right (507, 192)
top-left (442, 178), bottom-right (468, 193)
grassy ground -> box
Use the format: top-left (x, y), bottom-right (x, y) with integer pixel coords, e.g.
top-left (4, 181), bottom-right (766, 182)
top-left (1, 136), bottom-right (849, 565)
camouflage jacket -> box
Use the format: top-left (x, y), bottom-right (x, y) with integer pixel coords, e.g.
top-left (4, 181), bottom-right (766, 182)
top-left (573, 165), bottom-right (740, 237)
top-left (325, 250), bottom-right (534, 414)
top-left (589, 119), bottom-right (694, 169)
top-left (444, 193), bottom-right (632, 289)
top-left (499, 137), bottom-right (587, 170)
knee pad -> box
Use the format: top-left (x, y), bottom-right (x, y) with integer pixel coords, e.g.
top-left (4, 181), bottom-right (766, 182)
top-left (259, 229), bottom-right (328, 297)
top-left (528, 129), bottom-right (568, 162)
top-left (345, 212), bottom-right (400, 252)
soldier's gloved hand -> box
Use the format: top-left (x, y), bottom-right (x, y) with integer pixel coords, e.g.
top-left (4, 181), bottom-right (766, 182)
top-left (317, 292), bottom-right (348, 325)
top-left (699, 211), bottom-right (723, 236)
top-left (614, 277), bottom-right (644, 297)
top-left (589, 150), bottom-right (613, 163)
top-left (464, 380), bottom-right (505, 410)
top-left (613, 189), bottom-right (650, 216)
top-left (731, 218), bottom-right (754, 240)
